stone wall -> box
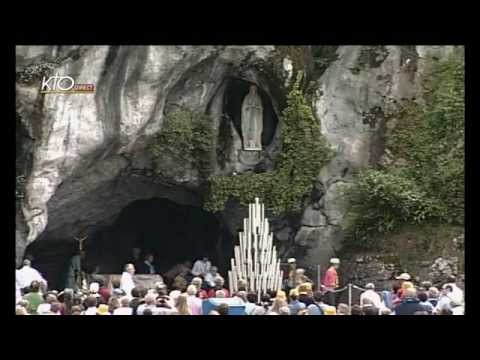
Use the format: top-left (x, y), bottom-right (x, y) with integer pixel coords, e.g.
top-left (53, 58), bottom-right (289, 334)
top-left (339, 233), bottom-right (465, 292)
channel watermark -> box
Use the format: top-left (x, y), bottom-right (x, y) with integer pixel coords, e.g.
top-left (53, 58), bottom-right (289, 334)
top-left (40, 73), bottom-right (95, 94)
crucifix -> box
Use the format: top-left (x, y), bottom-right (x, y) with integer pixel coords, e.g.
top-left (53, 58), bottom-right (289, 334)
top-left (68, 232), bottom-right (88, 291)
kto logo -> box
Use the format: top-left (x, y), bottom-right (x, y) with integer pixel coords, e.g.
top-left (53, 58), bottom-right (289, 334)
top-left (40, 73), bottom-right (95, 94)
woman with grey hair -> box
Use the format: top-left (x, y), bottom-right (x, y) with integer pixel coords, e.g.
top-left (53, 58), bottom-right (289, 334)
top-left (215, 290), bottom-right (226, 298)
top-left (207, 277), bottom-right (230, 298)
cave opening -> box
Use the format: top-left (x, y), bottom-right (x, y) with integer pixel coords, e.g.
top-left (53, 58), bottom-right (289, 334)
top-left (86, 197), bottom-right (234, 274)
top-left (27, 198), bottom-right (235, 290)
top-left (223, 78), bottom-right (278, 146)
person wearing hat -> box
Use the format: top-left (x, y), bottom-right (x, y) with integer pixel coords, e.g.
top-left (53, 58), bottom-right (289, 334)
top-left (288, 288), bottom-right (306, 315)
top-left (286, 258), bottom-right (297, 290)
top-left (360, 283), bottom-right (383, 309)
top-left (293, 269), bottom-right (312, 287)
top-left (394, 273), bottom-right (411, 297)
top-left (322, 258), bottom-right (340, 307)
top-left (297, 282), bottom-right (314, 306)
top-left (396, 273), bottom-right (411, 281)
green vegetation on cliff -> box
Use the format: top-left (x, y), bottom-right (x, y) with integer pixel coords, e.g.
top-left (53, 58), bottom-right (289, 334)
top-left (149, 110), bottom-right (214, 182)
top-left (205, 73), bottom-right (333, 215)
top-left (344, 51), bottom-right (464, 248)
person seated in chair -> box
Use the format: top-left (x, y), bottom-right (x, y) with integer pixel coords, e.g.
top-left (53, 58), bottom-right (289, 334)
top-left (192, 256), bottom-right (211, 278)
top-left (136, 253), bottom-right (157, 274)
top-left (204, 266), bottom-right (223, 288)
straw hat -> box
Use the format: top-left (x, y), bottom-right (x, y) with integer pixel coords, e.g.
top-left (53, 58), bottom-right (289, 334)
top-left (297, 282), bottom-right (312, 295)
top-left (396, 273), bottom-right (411, 281)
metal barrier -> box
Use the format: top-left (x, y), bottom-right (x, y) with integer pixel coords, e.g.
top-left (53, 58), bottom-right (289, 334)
top-left (326, 283), bottom-right (370, 310)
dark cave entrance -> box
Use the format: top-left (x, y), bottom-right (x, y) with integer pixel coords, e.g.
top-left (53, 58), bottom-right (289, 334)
top-left (82, 198), bottom-right (234, 276)
top-left (223, 78), bottom-right (278, 146)
top-left (25, 198), bottom-right (235, 290)
top-left (25, 238), bottom-right (76, 292)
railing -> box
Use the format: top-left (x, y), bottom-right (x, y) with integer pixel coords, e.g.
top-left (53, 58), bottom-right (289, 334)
top-left (325, 283), bottom-right (370, 310)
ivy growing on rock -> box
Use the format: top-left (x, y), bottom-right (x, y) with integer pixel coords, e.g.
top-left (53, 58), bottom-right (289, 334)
top-left (342, 170), bottom-right (446, 249)
top-left (149, 110), bottom-right (214, 182)
top-left (204, 73), bottom-right (334, 215)
top-left (343, 50), bottom-right (464, 248)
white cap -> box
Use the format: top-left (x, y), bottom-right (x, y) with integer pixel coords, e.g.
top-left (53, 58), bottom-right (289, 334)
top-left (287, 258), bottom-right (296, 264)
top-left (396, 273), bottom-right (411, 281)
top-left (365, 283), bottom-right (375, 289)
top-left (330, 258), bottom-right (340, 264)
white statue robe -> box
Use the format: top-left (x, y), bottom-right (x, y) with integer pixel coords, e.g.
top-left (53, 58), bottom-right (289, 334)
top-left (241, 87), bottom-right (263, 150)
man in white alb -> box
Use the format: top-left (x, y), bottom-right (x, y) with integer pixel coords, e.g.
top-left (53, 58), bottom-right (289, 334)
top-left (17, 259), bottom-right (47, 291)
top-left (120, 263), bottom-right (136, 297)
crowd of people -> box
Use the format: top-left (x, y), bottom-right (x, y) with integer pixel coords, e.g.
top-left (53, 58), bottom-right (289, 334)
top-left (15, 254), bottom-right (465, 315)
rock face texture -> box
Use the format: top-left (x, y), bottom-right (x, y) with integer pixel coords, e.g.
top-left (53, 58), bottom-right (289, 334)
top-left (16, 45), bottom-right (459, 270)
top-left (337, 231), bottom-right (464, 304)
top-left (16, 46), bottom-right (281, 266)
top-left (295, 45), bottom-right (458, 268)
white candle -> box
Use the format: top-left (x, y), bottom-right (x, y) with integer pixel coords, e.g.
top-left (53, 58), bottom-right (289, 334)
top-left (232, 267), bottom-right (237, 293)
top-left (261, 203), bottom-right (264, 224)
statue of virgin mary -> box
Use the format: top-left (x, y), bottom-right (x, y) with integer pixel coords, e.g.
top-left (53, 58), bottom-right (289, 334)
top-left (241, 85), bottom-right (263, 151)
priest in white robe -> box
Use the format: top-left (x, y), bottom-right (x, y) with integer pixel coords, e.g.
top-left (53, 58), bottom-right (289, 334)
top-left (17, 259), bottom-right (47, 290)
top-left (120, 263), bottom-right (136, 297)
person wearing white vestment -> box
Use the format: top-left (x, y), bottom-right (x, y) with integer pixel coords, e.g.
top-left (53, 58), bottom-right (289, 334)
top-left (120, 263), bottom-right (136, 297)
top-left (17, 259), bottom-right (47, 291)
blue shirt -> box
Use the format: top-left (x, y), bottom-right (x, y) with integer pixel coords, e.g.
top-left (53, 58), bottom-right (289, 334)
top-left (307, 302), bottom-right (324, 315)
top-left (289, 300), bottom-right (306, 315)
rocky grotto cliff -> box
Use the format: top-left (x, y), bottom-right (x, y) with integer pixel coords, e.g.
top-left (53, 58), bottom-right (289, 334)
top-left (15, 45), bottom-right (464, 285)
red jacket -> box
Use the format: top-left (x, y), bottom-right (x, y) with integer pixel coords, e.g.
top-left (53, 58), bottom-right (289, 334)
top-left (322, 266), bottom-right (338, 290)
top-left (198, 289), bottom-right (209, 299)
top-left (99, 287), bottom-right (111, 302)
